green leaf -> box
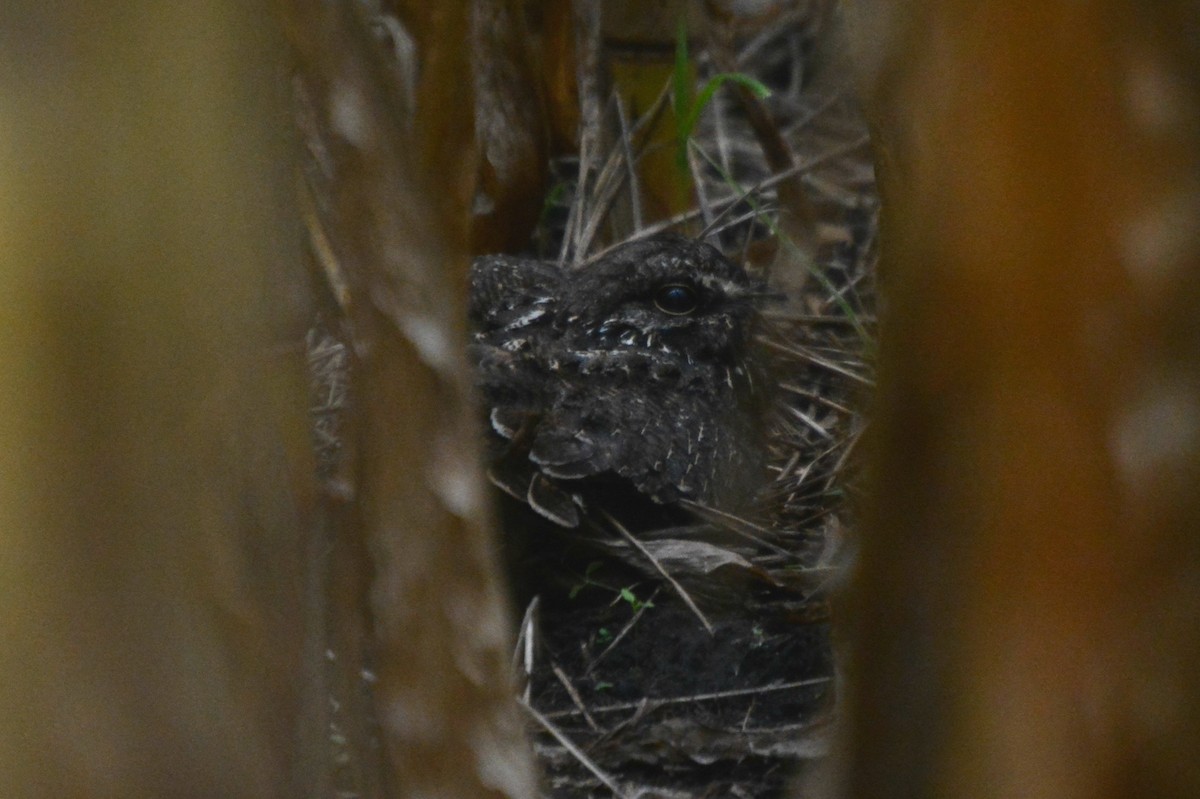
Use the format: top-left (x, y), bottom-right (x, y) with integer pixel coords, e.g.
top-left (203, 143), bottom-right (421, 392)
top-left (683, 73), bottom-right (772, 143)
top-left (673, 19), bottom-right (693, 172)
top-left (672, 17), bottom-right (773, 173)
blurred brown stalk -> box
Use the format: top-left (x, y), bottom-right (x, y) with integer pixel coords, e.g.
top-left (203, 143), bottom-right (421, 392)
top-left (840, 2), bottom-right (1200, 798)
top-left (280, 0), bottom-right (537, 796)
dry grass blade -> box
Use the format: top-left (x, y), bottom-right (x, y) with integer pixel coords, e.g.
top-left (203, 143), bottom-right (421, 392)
top-left (544, 677), bottom-right (833, 721)
top-left (637, 538), bottom-right (760, 576)
top-left (522, 702), bottom-right (631, 799)
top-left (782, 88), bottom-right (852, 137)
top-left (512, 596), bottom-right (540, 701)
top-left (762, 310), bottom-right (878, 325)
top-left (575, 96), bottom-right (639, 262)
top-left (677, 501), bottom-right (792, 556)
top-left (300, 180), bottom-right (352, 313)
top-left (700, 202), bottom-right (781, 240)
top-left (780, 383), bottom-right (855, 416)
top-left (614, 96), bottom-right (644, 231)
top-left (687, 141), bottom-right (718, 231)
top-left (786, 404), bottom-right (834, 441)
top-left (774, 450), bottom-right (803, 483)
top-left (562, 0), bottom-right (604, 266)
top-left (600, 510), bottom-right (715, 635)
top-left (584, 133), bottom-right (869, 264)
top-left (758, 335), bottom-right (874, 386)
top-left (826, 423), bottom-right (866, 491)
top-left (552, 662), bottom-right (601, 732)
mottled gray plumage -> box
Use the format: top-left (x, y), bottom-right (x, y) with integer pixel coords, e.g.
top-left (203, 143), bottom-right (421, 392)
top-left (469, 234), bottom-right (769, 529)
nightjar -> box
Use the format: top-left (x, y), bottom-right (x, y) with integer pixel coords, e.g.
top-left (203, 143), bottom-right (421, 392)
top-left (469, 234), bottom-right (771, 533)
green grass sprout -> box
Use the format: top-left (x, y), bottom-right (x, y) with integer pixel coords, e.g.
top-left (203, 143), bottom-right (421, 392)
top-left (673, 20), bottom-right (771, 173)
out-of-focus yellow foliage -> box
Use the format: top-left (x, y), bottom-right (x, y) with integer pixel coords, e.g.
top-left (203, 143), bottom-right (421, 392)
top-left (0, 4), bottom-right (314, 797)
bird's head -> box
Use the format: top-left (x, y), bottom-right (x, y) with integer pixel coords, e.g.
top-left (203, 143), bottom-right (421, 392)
top-left (557, 235), bottom-right (769, 364)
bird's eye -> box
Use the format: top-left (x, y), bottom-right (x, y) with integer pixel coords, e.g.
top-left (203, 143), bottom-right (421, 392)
top-left (654, 284), bottom-right (698, 315)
